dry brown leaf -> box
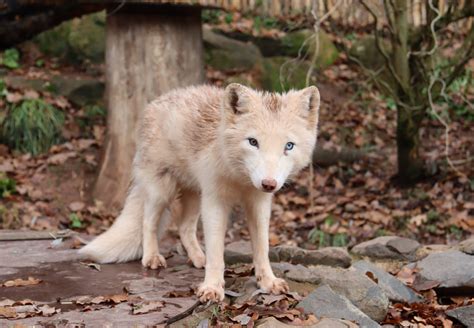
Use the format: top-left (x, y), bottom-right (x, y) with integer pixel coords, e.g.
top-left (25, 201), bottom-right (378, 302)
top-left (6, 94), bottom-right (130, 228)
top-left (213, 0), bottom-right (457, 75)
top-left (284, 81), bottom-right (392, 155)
top-left (132, 301), bottom-right (165, 315)
top-left (69, 201), bottom-right (85, 212)
top-left (47, 151), bottom-right (77, 165)
top-left (2, 277), bottom-right (42, 287)
top-left (0, 306), bottom-right (17, 318)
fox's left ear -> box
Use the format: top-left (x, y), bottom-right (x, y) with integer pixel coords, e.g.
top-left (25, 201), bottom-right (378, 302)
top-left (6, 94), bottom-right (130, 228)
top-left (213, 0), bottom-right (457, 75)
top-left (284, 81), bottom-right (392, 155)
top-left (300, 86), bottom-right (320, 126)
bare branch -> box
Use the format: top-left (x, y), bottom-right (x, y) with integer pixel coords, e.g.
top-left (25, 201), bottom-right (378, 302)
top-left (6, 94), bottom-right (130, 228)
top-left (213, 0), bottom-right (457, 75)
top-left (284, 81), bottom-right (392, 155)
top-left (360, 0), bottom-right (410, 97)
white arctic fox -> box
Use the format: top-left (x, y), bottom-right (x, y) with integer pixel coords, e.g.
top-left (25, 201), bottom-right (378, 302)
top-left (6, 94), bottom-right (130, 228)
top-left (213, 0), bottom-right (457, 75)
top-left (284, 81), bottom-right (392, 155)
top-left (80, 83), bottom-right (320, 302)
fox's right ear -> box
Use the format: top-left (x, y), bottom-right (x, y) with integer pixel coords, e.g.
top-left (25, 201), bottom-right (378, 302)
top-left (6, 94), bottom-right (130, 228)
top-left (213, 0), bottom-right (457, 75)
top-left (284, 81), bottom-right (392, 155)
top-left (223, 83), bottom-right (253, 115)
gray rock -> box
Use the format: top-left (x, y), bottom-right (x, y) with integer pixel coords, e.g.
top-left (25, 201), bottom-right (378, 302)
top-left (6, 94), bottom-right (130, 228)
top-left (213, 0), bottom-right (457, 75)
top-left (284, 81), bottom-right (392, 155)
top-left (275, 245), bottom-right (351, 268)
top-left (353, 260), bottom-right (422, 303)
top-left (203, 26), bottom-right (262, 72)
top-left (298, 285), bottom-right (381, 328)
top-left (225, 241), bottom-right (350, 267)
top-left (415, 250), bottom-right (474, 291)
top-left (286, 265), bottom-right (389, 321)
top-left (224, 240), bottom-right (252, 264)
top-left (4, 75), bottom-right (104, 107)
top-left (351, 236), bottom-right (420, 261)
top-left (459, 238), bottom-right (474, 255)
top-left (256, 316), bottom-right (353, 328)
top-left (446, 305), bottom-right (474, 327)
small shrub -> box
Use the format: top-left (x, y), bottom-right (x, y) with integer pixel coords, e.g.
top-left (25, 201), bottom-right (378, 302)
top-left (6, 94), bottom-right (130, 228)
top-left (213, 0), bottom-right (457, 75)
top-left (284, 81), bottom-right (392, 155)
top-left (0, 48), bottom-right (20, 69)
top-left (0, 174), bottom-right (16, 198)
top-left (69, 213), bottom-right (83, 229)
top-left (1, 99), bottom-right (64, 155)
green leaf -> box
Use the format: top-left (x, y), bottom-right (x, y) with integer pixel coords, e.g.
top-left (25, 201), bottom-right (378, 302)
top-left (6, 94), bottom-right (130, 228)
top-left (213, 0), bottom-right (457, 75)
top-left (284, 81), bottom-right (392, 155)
top-left (1, 48), bottom-right (20, 69)
top-left (69, 213), bottom-right (83, 228)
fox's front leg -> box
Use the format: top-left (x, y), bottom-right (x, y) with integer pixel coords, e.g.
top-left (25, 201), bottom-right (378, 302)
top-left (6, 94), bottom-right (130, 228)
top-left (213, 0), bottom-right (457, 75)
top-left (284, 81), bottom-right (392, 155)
top-left (245, 192), bottom-right (289, 294)
top-left (197, 191), bottom-right (229, 302)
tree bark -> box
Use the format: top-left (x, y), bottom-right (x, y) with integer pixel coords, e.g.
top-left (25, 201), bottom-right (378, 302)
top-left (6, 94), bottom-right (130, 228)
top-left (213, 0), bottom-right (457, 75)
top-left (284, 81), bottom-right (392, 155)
top-left (94, 7), bottom-right (204, 209)
top-left (392, 0), bottom-right (423, 184)
top-left (396, 107), bottom-right (424, 184)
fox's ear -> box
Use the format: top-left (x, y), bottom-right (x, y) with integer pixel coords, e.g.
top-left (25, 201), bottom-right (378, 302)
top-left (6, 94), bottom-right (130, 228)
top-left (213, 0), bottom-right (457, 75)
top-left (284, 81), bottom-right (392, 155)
top-left (300, 86), bottom-right (320, 126)
top-left (223, 83), bottom-right (253, 115)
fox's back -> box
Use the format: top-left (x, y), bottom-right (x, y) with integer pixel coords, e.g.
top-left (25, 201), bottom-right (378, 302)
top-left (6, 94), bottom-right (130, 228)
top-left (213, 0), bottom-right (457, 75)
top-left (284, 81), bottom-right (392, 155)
top-left (135, 85), bottom-right (224, 188)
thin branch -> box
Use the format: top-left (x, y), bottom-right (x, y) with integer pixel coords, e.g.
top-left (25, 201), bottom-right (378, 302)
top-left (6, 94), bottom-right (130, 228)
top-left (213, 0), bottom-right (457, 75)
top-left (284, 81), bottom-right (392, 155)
top-left (409, 0), bottom-right (443, 57)
top-left (360, 0), bottom-right (409, 96)
top-left (427, 76), bottom-right (467, 178)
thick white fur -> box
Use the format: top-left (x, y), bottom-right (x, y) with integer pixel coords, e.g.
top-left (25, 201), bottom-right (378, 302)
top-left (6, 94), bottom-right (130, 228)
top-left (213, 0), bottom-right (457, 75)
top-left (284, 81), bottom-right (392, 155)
top-left (79, 84), bottom-right (320, 302)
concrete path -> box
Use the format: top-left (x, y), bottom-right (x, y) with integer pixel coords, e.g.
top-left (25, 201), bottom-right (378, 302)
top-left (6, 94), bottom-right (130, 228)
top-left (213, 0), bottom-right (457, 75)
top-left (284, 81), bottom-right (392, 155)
top-left (0, 237), bottom-right (203, 326)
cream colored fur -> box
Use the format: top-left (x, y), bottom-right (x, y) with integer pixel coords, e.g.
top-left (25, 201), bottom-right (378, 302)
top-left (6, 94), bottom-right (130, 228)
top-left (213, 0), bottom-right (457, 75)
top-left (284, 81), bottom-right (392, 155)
top-left (79, 83), bottom-right (320, 302)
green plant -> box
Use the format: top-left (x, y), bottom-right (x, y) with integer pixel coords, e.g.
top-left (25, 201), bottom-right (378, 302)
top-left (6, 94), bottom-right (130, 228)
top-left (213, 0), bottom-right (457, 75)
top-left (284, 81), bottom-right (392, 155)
top-left (0, 174), bottom-right (16, 198)
top-left (35, 59), bottom-right (45, 67)
top-left (69, 213), bottom-right (83, 228)
top-left (308, 228), bottom-right (330, 247)
top-left (224, 13), bottom-right (233, 24)
top-left (0, 48), bottom-right (20, 69)
top-left (202, 9), bottom-right (221, 24)
top-left (449, 225), bottom-right (463, 240)
top-left (0, 79), bottom-right (6, 96)
top-left (1, 99), bottom-right (64, 155)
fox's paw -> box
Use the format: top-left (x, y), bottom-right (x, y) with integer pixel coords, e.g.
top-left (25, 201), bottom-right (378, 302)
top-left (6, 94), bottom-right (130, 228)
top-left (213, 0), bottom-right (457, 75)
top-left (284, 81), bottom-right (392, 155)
top-left (189, 249), bottom-right (206, 269)
top-left (258, 277), bottom-right (289, 295)
top-left (142, 253), bottom-right (167, 269)
top-left (197, 283), bottom-right (224, 303)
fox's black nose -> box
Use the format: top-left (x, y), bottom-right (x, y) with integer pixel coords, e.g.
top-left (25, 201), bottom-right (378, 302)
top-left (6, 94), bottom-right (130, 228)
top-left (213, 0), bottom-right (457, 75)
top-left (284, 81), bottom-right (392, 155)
top-left (261, 179), bottom-right (277, 192)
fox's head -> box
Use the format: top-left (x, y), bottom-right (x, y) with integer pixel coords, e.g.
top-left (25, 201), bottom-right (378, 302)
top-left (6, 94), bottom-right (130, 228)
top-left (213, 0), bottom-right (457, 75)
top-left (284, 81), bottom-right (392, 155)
top-left (220, 83), bottom-right (320, 193)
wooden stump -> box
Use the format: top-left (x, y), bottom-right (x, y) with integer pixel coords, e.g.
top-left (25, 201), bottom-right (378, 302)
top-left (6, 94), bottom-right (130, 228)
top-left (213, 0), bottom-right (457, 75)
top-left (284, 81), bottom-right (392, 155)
top-left (94, 7), bottom-right (204, 209)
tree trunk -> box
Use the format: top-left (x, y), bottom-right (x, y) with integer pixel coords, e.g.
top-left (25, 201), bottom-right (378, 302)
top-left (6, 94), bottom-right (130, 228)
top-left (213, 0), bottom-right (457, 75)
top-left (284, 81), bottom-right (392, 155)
top-left (392, 0), bottom-right (423, 184)
top-left (94, 7), bottom-right (204, 209)
top-left (396, 107), bottom-right (424, 184)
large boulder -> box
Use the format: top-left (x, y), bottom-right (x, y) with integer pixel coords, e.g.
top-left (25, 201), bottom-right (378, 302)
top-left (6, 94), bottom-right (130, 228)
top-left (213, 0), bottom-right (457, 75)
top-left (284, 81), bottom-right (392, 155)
top-left (260, 56), bottom-right (310, 92)
top-left (34, 12), bottom-right (106, 63)
top-left (459, 237), bottom-right (474, 255)
top-left (68, 12), bottom-right (106, 63)
top-left (285, 265), bottom-right (389, 321)
top-left (203, 27), bottom-right (263, 72)
top-left (280, 29), bottom-right (339, 69)
top-left (415, 250), bottom-right (474, 293)
top-left (446, 305), bottom-right (474, 328)
top-left (298, 285), bottom-right (381, 328)
top-left (351, 236), bottom-right (421, 261)
top-left (353, 260), bottom-right (422, 303)
top-left (3, 76), bottom-right (104, 107)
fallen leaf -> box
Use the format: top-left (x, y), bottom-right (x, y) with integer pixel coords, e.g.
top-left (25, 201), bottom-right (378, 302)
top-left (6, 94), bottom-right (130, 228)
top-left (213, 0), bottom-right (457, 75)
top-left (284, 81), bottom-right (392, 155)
top-left (164, 289), bottom-right (194, 298)
top-left (69, 201), bottom-right (85, 212)
top-left (261, 294), bottom-right (286, 305)
top-left (80, 262), bottom-right (101, 271)
top-left (231, 313), bottom-right (252, 325)
top-left (0, 306), bottom-right (16, 318)
top-left (365, 271), bottom-right (379, 284)
top-left (47, 151), bottom-right (77, 165)
top-left (132, 301), bottom-right (165, 315)
top-left (2, 277), bottom-right (42, 287)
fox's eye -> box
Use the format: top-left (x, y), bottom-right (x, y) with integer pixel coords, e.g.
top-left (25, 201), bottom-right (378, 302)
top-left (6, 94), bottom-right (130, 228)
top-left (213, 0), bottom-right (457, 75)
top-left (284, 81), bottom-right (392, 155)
top-left (285, 142), bottom-right (295, 151)
top-left (248, 138), bottom-right (259, 148)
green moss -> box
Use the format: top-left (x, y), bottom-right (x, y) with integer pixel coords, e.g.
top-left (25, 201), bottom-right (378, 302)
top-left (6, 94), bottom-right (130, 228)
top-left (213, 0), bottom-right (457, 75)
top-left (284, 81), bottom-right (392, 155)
top-left (260, 56), bottom-right (310, 92)
top-left (281, 29), bottom-right (339, 69)
top-left (34, 12), bottom-right (105, 63)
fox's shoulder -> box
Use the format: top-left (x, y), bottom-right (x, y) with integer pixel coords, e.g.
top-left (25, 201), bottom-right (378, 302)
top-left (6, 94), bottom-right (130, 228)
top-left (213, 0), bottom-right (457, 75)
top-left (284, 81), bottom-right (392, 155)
top-left (148, 84), bottom-right (224, 112)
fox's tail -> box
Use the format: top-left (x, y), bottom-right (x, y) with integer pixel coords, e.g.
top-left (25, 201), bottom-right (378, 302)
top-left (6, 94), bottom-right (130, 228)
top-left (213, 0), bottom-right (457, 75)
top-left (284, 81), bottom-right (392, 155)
top-left (79, 184), bottom-right (145, 263)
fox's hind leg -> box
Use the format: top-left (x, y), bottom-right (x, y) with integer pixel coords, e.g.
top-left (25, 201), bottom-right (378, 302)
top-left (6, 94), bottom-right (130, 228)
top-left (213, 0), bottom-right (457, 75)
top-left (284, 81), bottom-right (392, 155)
top-left (176, 189), bottom-right (206, 268)
top-left (140, 173), bottom-right (177, 269)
